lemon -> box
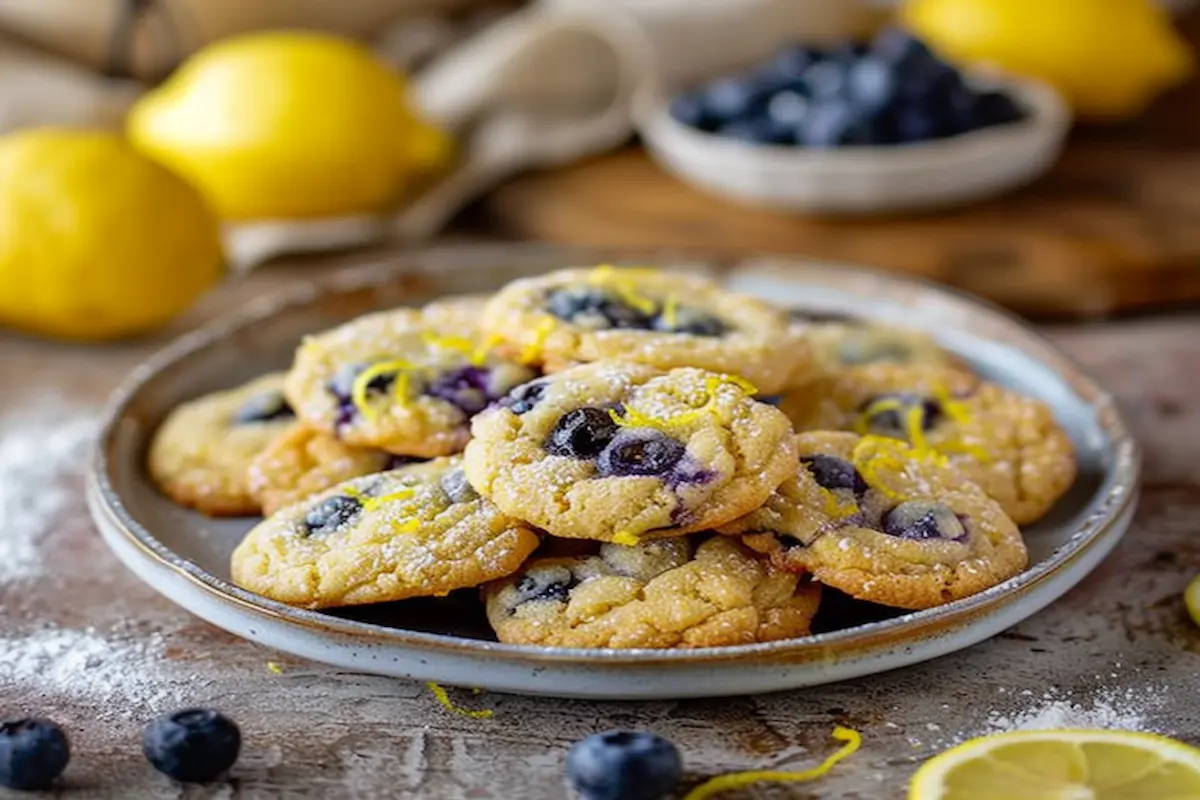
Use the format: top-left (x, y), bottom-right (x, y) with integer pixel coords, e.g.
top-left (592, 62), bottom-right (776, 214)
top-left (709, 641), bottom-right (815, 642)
top-left (127, 31), bottom-right (452, 220)
top-left (909, 729), bottom-right (1200, 799)
top-left (1184, 573), bottom-right (1200, 628)
top-left (0, 129), bottom-right (224, 341)
top-left (902, 0), bottom-right (1194, 120)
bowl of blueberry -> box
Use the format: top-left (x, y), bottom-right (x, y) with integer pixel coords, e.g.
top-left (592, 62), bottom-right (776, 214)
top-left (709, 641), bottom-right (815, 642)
top-left (636, 27), bottom-right (1070, 215)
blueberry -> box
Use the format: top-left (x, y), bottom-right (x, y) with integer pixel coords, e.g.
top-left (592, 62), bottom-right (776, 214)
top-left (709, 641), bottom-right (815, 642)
top-left (385, 454), bottom-right (423, 470)
top-left (860, 393), bottom-right (943, 438)
top-left (515, 565), bottom-right (576, 606)
top-left (232, 391), bottom-right (295, 425)
top-left (546, 287), bottom-right (651, 330)
top-left (668, 90), bottom-right (712, 130)
top-left (872, 27), bottom-right (934, 69)
top-left (597, 429), bottom-right (686, 477)
top-left (766, 90), bottom-right (811, 128)
top-left (801, 454), bottom-right (868, 495)
top-left (799, 101), bottom-right (859, 147)
top-left (882, 501), bottom-right (966, 541)
top-left (303, 494), bottom-right (363, 535)
top-left (544, 408), bottom-right (619, 459)
top-left (504, 380), bottom-right (548, 415)
top-left (847, 56), bottom-right (898, 115)
top-left (440, 468), bottom-right (479, 504)
top-left (767, 43), bottom-right (822, 82)
top-left (566, 730), bottom-right (682, 800)
top-left (426, 365), bottom-right (490, 415)
top-left (0, 718), bottom-right (70, 791)
top-left (702, 76), bottom-right (767, 121)
top-left (827, 41), bottom-right (869, 66)
top-left (717, 116), bottom-right (793, 145)
top-left (652, 306), bottom-right (727, 337)
top-left (142, 709), bottom-right (241, 784)
top-left (975, 90), bottom-right (1025, 128)
top-left (802, 61), bottom-right (848, 100)
top-left (891, 104), bottom-right (944, 143)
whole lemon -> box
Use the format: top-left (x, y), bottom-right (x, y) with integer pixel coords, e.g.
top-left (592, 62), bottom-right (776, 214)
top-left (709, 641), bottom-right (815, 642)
top-left (0, 129), bottom-right (224, 341)
top-left (903, 0), bottom-right (1194, 120)
top-left (127, 31), bottom-right (452, 220)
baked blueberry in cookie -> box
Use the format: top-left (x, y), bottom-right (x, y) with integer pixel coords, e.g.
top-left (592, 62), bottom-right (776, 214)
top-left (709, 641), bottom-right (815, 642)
top-left (147, 373), bottom-right (296, 516)
top-left (464, 361), bottom-right (798, 543)
top-left (780, 363), bottom-right (1076, 524)
top-left (284, 307), bottom-right (538, 458)
top-left (788, 311), bottom-right (962, 374)
top-left (480, 266), bottom-right (812, 394)
top-left (484, 536), bottom-right (821, 648)
top-left (719, 431), bottom-right (1028, 609)
top-left (231, 458), bottom-right (539, 609)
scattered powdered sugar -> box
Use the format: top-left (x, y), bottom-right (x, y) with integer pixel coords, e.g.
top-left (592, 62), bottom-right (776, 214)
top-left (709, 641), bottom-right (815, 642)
top-left (985, 685), bottom-right (1166, 735)
top-left (0, 625), bottom-right (187, 720)
top-left (0, 399), bottom-right (97, 583)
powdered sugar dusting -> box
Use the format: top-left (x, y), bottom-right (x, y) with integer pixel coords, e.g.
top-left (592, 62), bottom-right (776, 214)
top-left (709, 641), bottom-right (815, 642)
top-left (985, 686), bottom-right (1165, 734)
top-left (0, 400), bottom-right (97, 583)
top-left (0, 625), bottom-right (188, 721)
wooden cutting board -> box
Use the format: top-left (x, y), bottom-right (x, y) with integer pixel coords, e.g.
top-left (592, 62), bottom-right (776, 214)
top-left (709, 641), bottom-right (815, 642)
top-left (475, 13), bottom-right (1200, 319)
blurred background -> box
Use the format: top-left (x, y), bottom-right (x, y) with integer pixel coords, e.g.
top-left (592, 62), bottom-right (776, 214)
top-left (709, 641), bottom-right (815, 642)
top-left (0, 0), bottom-right (1197, 344)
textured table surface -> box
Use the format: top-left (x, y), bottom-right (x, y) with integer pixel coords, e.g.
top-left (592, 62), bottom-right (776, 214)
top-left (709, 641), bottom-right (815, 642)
top-left (2, 262), bottom-right (1199, 799)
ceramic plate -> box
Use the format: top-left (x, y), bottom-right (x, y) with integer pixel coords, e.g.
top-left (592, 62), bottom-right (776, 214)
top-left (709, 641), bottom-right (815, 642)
top-left (88, 245), bottom-right (1139, 699)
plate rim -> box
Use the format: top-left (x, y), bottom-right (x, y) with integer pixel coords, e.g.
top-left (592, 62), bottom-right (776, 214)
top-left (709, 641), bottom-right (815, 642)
top-left (90, 243), bottom-right (1142, 667)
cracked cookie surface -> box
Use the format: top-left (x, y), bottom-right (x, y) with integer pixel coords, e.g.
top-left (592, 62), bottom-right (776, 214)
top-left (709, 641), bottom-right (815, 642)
top-left (231, 458), bottom-right (540, 608)
top-left (148, 373), bottom-right (296, 516)
top-left (248, 423), bottom-right (402, 516)
top-left (780, 364), bottom-right (1076, 524)
top-left (480, 266), bottom-right (812, 394)
top-left (283, 307), bottom-right (537, 458)
top-left (719, 432), bottom-right (1028, 609)
top-left (485, 536), bottom-right (821, 648)
top-left (463, 361), bottom-right (798, 543)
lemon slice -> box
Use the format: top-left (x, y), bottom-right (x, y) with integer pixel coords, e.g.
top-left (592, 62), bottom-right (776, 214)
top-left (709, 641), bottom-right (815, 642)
top-left (909, 729), bottom-right (1200, 800)
top-left (1184, 574), bottom-right (1200, 628)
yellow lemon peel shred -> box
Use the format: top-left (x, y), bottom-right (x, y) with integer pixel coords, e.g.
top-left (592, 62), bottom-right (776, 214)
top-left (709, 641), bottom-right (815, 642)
top-left (661, 294), bottom-right (680, 329)
top-left (343, 485), bottom-right (421, 533)
top-left (682, 726), bottom-right (861, 800)
top-left (427, 681), bottom-right (494, 719)
top-left (588, 265), bottom-right (659, 315)
top-left (421, 331), bottom-right (486, 364)
top-left (266, 661), bottom-right (283, 674)
top-left (611, 531), bottom-right (641, 546)
top-left (520, 318), bottom-right (557, 365)
top-left (351, 359), bottom-right (417, 422)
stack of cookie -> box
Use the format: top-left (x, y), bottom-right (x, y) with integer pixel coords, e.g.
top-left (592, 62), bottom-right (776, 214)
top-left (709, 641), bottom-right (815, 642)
top-left (147, 266), bottom-right (1077, 649)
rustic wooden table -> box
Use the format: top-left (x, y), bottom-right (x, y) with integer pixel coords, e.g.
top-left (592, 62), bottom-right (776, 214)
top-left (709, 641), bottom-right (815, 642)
top-left (2, 260), bottom-right (1199, 799)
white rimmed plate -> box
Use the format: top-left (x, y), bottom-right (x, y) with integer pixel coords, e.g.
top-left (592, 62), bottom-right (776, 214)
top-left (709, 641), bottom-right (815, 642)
top-left (88, 245), bottom-right (1138, 699)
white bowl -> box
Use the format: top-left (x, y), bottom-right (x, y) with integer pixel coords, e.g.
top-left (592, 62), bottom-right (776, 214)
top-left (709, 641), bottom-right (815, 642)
top-left (635, 75), bottom-right (1071, 215)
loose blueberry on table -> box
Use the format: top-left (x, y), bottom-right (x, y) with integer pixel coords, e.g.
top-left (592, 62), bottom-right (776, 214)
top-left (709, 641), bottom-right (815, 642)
top-left (0, 717), bottom-right (70, 791)
top-left (142, 708), bottom-right (241, 784)
top-left (566, 730), bottom-right (683, 800)
top-left (669, 27), bottom-right (1026, 147)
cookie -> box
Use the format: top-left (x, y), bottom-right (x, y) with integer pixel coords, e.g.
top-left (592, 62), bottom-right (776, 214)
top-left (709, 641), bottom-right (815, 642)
top-left (283, 308), bottom-right (538, 457)
top-left (463, 361), bottom-right (798, 543)
top-left (485, 536), bottom-right (821, 648)
top-left (230, 458), bottom-right (540, 609)
top-left (719, 432), bottom-right (1028, 609)
top-left (779, 364), bottom-right (1075, 524)
top-left (789, 312), bottom-right (961, 374)
top-left (247, 422), bottom-right (402, 516)
top-left (419, 293), bottom-right (491, 332)
top-left (480, 266), bottom-right (812, 394)
top-left (148, 373), bottom-right (296, 516)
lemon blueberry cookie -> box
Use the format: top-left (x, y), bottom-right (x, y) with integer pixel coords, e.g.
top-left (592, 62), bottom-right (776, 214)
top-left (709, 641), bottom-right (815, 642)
top-left (231, 458), bottom-right (540, 608)
top-left (247, 422), bottom-right (408, 516)
top-left (147, 373), bottom-right (296, 516)
top-left (463, 361), bottom-right (798, 543)
top-left (788, 311), bottom-right (961, 374)
top-left (283, 308), bottom-right (538, 458)
top-left (485, 536), bottom-right (822, 648)
top-left (719, 432), bottom-right (1028, 609)
top-left (479, 266), bottom-right (812, 394)
top-left (780, 363), bottom-right (1075, 524)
